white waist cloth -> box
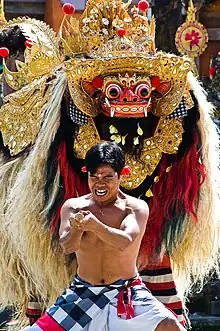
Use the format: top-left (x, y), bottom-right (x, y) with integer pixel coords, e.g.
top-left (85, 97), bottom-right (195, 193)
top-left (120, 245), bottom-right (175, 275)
top-left (84, 296), bottom-right (175, 331)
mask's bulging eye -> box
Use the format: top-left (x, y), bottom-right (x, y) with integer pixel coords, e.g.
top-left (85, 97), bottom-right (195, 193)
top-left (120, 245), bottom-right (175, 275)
top-left (135, 83), bottom-right (151, 99)
top-left (105, 84), bottom-right (121, 99)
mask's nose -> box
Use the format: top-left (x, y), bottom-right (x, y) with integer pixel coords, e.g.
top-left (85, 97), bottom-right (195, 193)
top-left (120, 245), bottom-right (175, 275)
top-left (119, 88), bottom-right (140, 102)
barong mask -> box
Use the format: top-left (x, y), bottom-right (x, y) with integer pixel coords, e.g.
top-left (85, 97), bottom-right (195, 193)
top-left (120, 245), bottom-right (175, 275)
top-left (83, 73), bottom-right (153, 118)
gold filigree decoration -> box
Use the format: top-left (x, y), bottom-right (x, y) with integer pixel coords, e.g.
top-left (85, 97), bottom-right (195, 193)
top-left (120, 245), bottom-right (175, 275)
top-left (61, 16), bottom-right (86, 55)
top-left (74, 118), bottom-right (100, 159)
top-left (103, 73), bottom-right (151, 89)
top-left (2, 17), bottom-right (62, 90)
top-left (74, 117), bottom-right (184, 190)
top-left (122, 118), bottom-right (183, 189)
top-left (67, 54), bottom-right (192, 117)
top-left (184, 88), bottom-right (194, 110)
top-left (3, 50), bottom-right (54, 91)
top-left (3, 60), bottom-right (29, 91)
top-left (0, 76), bottom-right (52, 155)
top-left (1, 17), bottom-right (60, 57)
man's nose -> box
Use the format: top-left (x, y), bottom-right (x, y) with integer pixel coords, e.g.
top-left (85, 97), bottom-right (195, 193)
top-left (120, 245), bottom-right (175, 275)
top-left (95, 179), bottom-right (106, 187)
top-left (96, 175), bottom-right (105, 182)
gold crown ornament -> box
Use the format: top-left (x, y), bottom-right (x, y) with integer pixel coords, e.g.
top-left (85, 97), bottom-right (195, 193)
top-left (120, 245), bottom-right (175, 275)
top-left (0, 0), bottom-right (194, 189)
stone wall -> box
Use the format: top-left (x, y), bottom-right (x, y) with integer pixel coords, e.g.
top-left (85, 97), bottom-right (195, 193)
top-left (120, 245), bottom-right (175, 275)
top-left (5, 0), bottom-right (45, 19)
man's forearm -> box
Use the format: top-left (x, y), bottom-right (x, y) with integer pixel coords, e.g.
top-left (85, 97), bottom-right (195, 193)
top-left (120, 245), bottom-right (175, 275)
top-left (59, 228), bottom-right (84, 254)
top-left (94, 221), bottom-right (132, 251)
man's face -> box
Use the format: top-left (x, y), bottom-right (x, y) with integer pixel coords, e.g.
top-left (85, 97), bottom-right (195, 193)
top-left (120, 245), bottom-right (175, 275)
top-left (88, 164), bottom-right (120, 204)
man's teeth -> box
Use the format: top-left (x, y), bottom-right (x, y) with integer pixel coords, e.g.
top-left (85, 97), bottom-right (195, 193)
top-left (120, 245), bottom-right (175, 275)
top-left (95, 189), bottom-right (107, 196)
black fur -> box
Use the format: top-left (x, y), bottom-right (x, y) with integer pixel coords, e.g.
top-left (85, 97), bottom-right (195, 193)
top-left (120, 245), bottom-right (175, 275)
top-left (0, 26), bottom-right (26, 56)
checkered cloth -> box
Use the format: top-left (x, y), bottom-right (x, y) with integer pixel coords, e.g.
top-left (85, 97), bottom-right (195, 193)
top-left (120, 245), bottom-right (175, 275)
top-left (26, 275), bottom-right (141, 331)
top-left (166, 97), bottom-right (188, 120)
top-left (69, 100), bottom-right (88, 126)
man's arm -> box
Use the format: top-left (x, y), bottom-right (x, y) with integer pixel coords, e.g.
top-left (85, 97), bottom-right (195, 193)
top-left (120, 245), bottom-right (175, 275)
top-left (59, 200), bottom-right (84, 254)
top-left (79, 201), bottom-right (149, 251)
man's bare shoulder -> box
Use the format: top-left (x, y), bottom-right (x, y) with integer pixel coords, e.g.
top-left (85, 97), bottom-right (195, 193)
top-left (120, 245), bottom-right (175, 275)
top-left (62, 194), bottom-right (91, 211)
top-left (124, 194), bottom-right (149, 214)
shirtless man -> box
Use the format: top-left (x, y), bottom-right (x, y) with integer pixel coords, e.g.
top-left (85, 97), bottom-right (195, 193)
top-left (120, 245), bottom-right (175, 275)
top-left (24, 142), bottom-right (186, 331)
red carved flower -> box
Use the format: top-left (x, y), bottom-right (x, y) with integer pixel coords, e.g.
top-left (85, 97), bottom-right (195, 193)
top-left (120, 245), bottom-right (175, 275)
top-left (185, 30), bottom-right (201, 49)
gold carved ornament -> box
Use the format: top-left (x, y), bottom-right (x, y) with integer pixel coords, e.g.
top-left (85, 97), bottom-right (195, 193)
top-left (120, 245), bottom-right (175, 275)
top-left (66, 0), bottom-right (191, 189)
top-left (0, 17), bottom-right (62, 155)
top-left (1, 17), bottom-right (62, 91)
top-left (0, 76), bottom-right (53, 155)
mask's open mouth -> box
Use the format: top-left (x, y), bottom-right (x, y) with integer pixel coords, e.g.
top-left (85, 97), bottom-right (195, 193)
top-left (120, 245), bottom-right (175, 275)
top-left (102, 98), bottom-right (152, 118)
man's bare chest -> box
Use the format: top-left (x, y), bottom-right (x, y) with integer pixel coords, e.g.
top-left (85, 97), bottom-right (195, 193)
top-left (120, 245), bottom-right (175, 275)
top-left (90, 205), bottom-right (127, 228)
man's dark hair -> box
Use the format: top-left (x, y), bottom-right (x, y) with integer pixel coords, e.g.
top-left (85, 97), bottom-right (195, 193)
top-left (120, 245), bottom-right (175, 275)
top-left (85, 142), bottom-right (125, 176)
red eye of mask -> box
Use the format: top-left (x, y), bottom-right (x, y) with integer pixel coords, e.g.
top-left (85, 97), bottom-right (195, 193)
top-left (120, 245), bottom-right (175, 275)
top-left (106, 84), bottom-right (122, 99)
top-left (135, 83), bottom-right (151, 99)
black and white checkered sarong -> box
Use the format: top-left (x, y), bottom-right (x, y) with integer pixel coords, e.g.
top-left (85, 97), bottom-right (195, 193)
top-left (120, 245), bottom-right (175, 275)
top-left (46, 275), bottom-right (131, 330)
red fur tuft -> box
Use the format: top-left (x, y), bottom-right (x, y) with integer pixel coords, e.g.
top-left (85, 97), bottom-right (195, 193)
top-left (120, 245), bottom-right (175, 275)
top-left (50, 141), bottom-right (89, 234)
top-left (140, 130), bottom-right (206, 259)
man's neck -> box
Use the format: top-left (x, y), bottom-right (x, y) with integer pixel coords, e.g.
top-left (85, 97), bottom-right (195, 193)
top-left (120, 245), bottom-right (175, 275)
top-left (92, 190), bottom-right (126, 207)
top-left (93, 196), bottom-right (118, 207)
